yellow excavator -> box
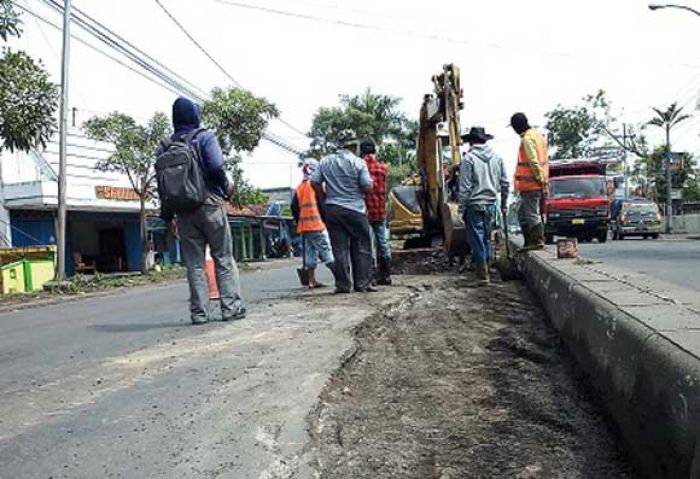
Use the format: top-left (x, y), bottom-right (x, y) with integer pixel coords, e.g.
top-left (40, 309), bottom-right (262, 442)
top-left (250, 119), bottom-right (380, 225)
top-left (388, 63), bottom-right (467, 258)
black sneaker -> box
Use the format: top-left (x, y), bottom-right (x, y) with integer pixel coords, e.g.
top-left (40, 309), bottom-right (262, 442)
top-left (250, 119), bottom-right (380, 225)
top-left (191, 317), bottom-right (209, 325)
top-left (223, 307), bottom-right (247, 322)
top-left (355, 285), bottom-right (379, 293)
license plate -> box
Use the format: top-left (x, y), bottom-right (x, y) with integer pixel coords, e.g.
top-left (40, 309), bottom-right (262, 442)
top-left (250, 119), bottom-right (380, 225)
top-left (572, 218), bottom-right (585, 225)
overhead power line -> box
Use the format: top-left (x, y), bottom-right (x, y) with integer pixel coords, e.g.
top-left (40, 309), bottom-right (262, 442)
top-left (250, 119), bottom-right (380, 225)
top-left (153, 0), bottom-right (309, 139)
top-left (25, 0), bottom-right (304, 156)
top-left (210, 0), bottom-right (700, 70)
top-left (153, 0), bottom-right (242, 89)
top-left (14, 3), bottom-right (181, 97)
top-left (41, 0), bottom-right (207, 100)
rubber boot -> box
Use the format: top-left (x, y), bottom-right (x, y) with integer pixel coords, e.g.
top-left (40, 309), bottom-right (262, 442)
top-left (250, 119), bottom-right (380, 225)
top-left (520, 223), bottom-right (532, 249)
top-left (519, 223), bottom-right (545, 252)
top-left (377, 257), bottom-right (392, 286)
top-left (476, 262), bottom-right (490, 286)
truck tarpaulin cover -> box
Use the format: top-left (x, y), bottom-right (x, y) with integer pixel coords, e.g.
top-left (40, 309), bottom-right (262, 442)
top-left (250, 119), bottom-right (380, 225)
top-left (549, 160), bottom-right (607, 177)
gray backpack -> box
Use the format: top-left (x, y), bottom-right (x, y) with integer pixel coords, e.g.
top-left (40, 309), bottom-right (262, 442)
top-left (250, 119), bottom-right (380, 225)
top-left (155, 128), bottom-right (207, 215)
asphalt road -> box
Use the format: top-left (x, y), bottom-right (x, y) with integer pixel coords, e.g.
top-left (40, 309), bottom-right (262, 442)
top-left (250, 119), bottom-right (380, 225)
top-left (576, 236), bottom-right (700, 292)
top-left (0, 259), bottom-right (339, 478)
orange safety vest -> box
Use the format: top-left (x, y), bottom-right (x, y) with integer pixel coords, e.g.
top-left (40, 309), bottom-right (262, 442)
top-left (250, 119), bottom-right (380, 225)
top-left (295, 180), bottom-right (325, 233)
top-left (514, 128), bottom-right (549, 193)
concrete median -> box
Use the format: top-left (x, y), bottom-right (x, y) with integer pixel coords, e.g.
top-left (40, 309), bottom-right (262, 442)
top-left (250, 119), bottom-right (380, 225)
top-left (519, 248), bottom-right (700, 478)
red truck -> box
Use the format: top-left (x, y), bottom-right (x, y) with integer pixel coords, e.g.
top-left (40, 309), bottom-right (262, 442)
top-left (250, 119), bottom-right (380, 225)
top-left (544, 159), bottom-right (611, 244)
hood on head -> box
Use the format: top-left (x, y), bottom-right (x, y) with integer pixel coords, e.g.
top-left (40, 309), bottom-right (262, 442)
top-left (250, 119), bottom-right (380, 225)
top-left (469, 144), bottom-right (496, 163)
top-left (172, 97), bottom-right (201, 130)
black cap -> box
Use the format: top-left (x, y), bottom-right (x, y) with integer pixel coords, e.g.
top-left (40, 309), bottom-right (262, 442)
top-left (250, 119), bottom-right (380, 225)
top-left (360, 139), bottom-right (376, 155)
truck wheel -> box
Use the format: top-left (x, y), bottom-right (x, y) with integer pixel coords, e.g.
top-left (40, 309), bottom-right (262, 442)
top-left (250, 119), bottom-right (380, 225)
top-left (545, 234), bottom-right (554, 245)
top-left (651, 234), bottom-right (659, 239)
top-left (598, 231), bottom-right (608, 243)
top-left (618, 234), bottom-right (625, 240)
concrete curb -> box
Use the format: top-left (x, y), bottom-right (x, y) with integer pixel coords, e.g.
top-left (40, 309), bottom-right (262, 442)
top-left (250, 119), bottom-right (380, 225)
top-left (519, 249), bottom-right (700, 478)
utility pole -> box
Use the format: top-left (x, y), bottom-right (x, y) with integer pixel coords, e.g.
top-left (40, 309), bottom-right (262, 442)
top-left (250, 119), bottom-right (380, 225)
top-left (622, 124), bottom-right (630, 198)
top-left (665, 125), bottom-right (673, 233)
top-left (56, 0), bottom-right (72, 281)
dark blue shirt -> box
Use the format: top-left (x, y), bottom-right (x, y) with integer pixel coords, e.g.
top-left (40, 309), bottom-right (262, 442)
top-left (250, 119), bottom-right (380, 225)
top-left (169, 97), bottom-right (230, 200)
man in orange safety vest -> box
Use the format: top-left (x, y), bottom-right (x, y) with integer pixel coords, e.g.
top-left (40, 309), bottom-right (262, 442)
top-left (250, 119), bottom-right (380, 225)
top-left (510, 112), bottom-right (549, 251)
top-left (291, 159), bottom-right (336, 288)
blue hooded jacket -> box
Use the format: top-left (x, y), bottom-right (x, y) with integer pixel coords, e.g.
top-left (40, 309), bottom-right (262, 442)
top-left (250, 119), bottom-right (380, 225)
top-left (170, 97), bottom-right (230, 201)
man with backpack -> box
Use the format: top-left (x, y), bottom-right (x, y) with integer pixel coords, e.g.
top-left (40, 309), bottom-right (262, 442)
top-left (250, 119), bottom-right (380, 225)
top-left (156, 97), bottom-right (245, 325)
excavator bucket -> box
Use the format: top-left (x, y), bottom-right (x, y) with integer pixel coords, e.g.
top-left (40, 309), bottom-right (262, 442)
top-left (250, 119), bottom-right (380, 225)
top-left (388, 185), bottom-right (423, 235)
top-left (441, 202), bottom-right (468, 260)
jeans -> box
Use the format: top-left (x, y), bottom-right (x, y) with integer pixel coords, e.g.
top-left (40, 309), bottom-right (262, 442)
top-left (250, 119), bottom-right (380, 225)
top-left (178, 202), bottom-right (244, 322)
top-left (325, 204), bottom-right (373, 292)
top-left (518, 190), bottom-right (542, 229)
top-left (370, 220), bottom-right (391, 262)
top-left (302, 230), bottom-right (334, 270)
top-left (464, 205), bottom-right (494, 265)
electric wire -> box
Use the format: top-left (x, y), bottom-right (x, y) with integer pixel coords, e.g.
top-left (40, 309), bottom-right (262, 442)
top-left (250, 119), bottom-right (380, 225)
top-left (41, 0), bottom-right (206, 101)
top-left (14, 3), bottom-right (184, 98)
top-left (33, 0), bottom-right (304, 155)
top-left (153, 0), bottom-right (309, 139)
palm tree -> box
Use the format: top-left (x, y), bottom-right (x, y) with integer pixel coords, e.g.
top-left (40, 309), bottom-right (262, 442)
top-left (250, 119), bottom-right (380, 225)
top-left (647, 102), bottom-right (691, 232)
top-left (341, 88), bottom-right (406, 145)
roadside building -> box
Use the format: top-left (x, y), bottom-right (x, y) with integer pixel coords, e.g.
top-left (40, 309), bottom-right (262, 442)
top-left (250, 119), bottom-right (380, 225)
top-left (261, 187), bottom-right (294, 207)
top-left (0, 128), bottom-right (177, 275)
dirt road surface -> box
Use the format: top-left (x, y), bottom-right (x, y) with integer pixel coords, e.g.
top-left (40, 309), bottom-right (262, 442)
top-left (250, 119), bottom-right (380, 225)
top-left (1, 256), bottom-right (636, 478)
top-left (308, 256), bottom-right (636, 478)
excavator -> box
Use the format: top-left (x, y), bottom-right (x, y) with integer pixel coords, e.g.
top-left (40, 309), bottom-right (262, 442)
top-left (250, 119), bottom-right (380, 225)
top-left (388, 63), bottom-right (467, 259)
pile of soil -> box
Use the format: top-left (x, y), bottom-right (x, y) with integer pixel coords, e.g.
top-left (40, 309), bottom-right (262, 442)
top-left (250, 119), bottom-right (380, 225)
top-left (308, 275), bottom-right (635, 478)
top-left (391, 249), bottom-right (455, 275)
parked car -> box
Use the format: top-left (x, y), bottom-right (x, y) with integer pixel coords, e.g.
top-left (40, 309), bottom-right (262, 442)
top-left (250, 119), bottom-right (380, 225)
top-left (610, 197), bottom-right (661, 240)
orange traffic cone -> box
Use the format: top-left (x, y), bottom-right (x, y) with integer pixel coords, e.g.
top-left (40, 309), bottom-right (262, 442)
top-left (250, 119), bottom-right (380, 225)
top-left (205, 245), bottom-right (220, 300)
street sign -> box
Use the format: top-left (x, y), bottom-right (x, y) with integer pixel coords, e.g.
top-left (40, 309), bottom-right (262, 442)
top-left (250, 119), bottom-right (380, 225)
top-left (671, 189), bottom-right (683, 200)
top-left (670, 152), bottom-right (684, 171)
top-left (589, 146), bottom-right (624, 160)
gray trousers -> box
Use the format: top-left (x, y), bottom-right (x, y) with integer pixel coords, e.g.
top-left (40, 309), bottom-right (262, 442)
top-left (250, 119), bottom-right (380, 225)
top-left (178, 202), bottom-right (244, 322)
top-left (518, 190), bottom-right (543, 229)
top-left (325, 204), bottom-right (373, 292)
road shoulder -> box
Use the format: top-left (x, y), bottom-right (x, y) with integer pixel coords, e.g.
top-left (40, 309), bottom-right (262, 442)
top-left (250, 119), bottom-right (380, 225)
top-left (520, 247), bottom-right (700, 478)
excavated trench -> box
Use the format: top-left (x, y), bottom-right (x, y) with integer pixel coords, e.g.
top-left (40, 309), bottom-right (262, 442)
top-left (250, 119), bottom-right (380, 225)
top-left (307, 251), bottom-right (636, 478)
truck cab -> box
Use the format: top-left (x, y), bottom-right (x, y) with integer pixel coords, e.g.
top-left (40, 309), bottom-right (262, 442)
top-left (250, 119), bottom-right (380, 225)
top-left (544, 159), bottom-right (610, 244)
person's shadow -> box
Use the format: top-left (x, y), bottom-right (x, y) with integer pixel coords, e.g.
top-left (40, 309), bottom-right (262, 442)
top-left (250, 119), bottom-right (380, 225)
top-left (90, 321), bottom-right (189, 333)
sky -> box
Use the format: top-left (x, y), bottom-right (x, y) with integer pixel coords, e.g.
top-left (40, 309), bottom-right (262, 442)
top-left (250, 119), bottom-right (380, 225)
top-left (8, 0), bottom-right (700, 189)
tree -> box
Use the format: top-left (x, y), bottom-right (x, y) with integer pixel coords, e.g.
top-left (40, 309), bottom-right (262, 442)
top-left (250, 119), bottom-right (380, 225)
top-left (305, 89), bottom-right (417, 187)
top-left (0, 0), bottom-right (22, 41)
top-left (544, 90), bottom-right (650, 160)
top-left (223, 155), bottom-right (270, 208)
top-left (200, 86), bottom-right (278, 207)
top-left (307, 88), bottom-right (409, 155)
top-left (631, 146), bottom-right (698, 203)
top-left (0, 1), bottom-right (59, 153)
top-left (201, 87), bottom-right (279, 153)
top-left (340, 88), bottom-right (405, 144)
top-left (83, 112), bottom-right (171, 273)
top-left (647, 102), bottom-right (691, 225)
